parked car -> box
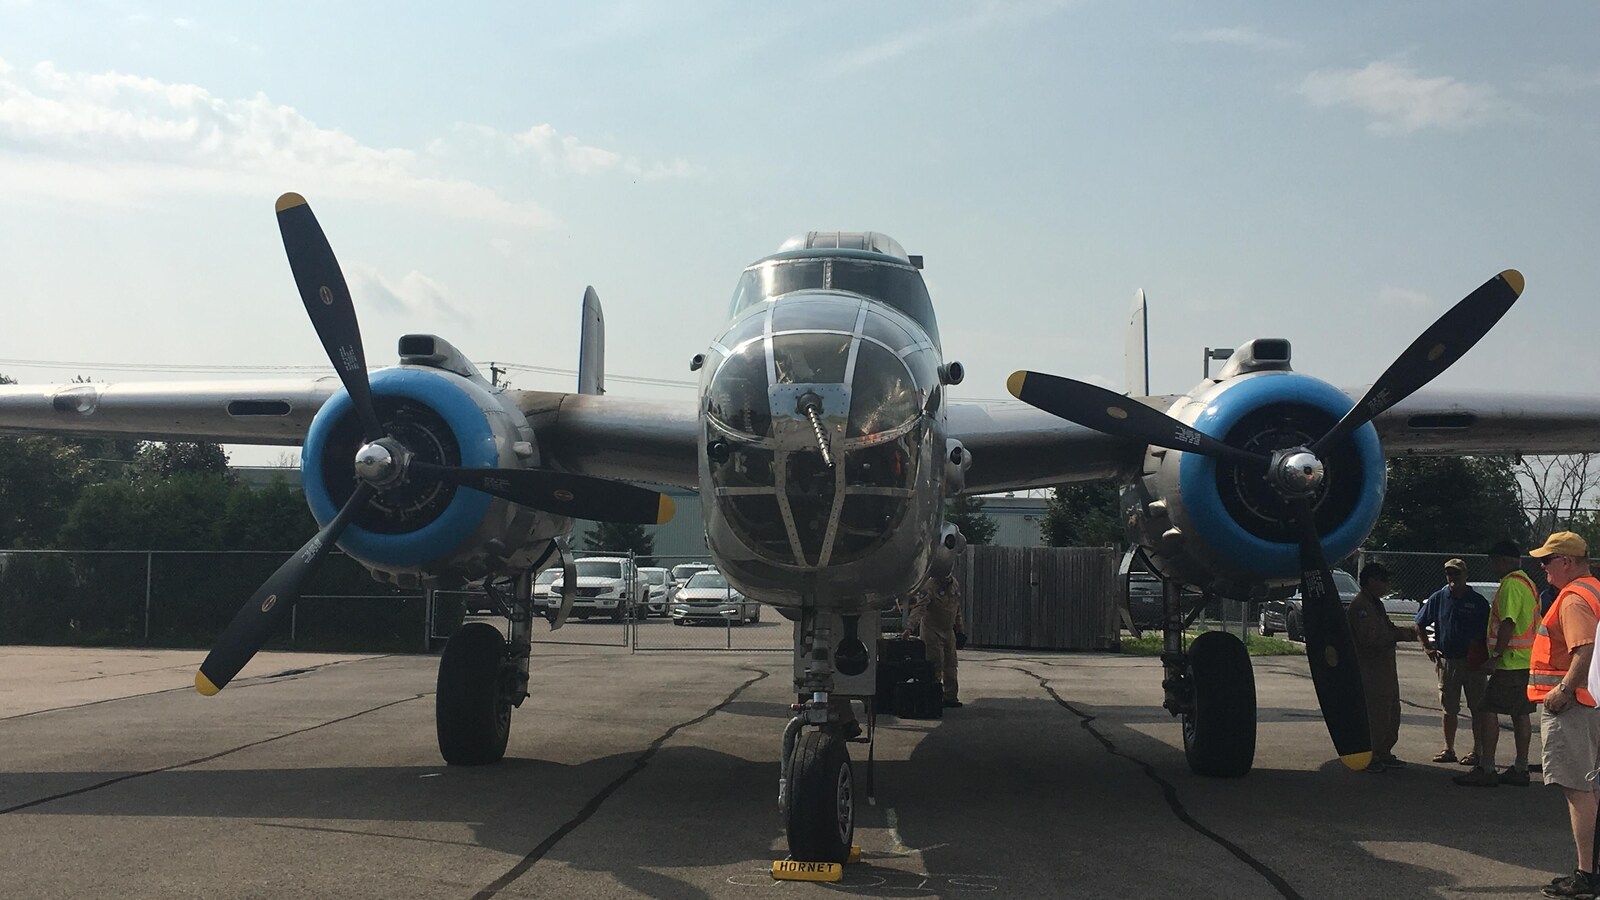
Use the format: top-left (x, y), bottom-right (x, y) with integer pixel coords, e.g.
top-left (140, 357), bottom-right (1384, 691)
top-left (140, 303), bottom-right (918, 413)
top-left (638, 566), bottom-right (672, 617)
top-left (671, 562), bottom-right (714, 590)
top-left (547, 556), bottom-right (647, 622)
top-left (1124, 572), bottom-right (1203, 629)
top-left (1258, 569), bottom-right (1360, 641)
top-left (671, 570), bottom-right (761, 625)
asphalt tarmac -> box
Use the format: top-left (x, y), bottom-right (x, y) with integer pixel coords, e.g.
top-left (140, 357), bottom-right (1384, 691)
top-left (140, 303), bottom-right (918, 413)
top-left (0, 640), bottom-right (1580, 899)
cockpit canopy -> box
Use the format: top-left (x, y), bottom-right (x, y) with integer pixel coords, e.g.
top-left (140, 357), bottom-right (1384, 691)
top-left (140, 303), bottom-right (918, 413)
top-left (725, 251), bottom-right (940, 348)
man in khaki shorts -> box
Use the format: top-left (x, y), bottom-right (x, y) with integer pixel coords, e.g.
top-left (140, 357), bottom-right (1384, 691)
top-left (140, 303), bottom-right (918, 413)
top-left (1415, 558), bottom-right (1490, 765)
top-left (1456, 540), bottom-right (1540, 787)
top-left (1526, 532), bottom-right (1600, 899)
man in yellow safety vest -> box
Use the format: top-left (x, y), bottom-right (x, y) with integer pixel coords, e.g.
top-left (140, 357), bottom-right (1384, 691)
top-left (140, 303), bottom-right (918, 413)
top-left (1527, 531), bottom-right (1600, 899)
top-left (1455, 539), bottom-right (1539, 787)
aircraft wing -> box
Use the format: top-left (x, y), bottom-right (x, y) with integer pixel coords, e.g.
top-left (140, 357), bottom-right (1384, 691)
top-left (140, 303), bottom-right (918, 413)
top-left (951, 387), bottom-right (1600, 496)
top-left (0, 377), bottom-right (703, 489)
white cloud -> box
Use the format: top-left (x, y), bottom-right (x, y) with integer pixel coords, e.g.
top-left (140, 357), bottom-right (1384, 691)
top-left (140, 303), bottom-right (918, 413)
top-left (1520, 65), bottom-right (1600, 96)
top-left (1377, 285), bottom-right (1432, 310)
top-left (1173, 26), bottom-right (1300, 54)
top-left (448, 121), bottom-right (699, 181)
top-left (1297, 61), bottom-right (1502, 133)
top-left (823, 0), bottom-right (1071, 78)
top-left (344, 265), bottom-right (469, 325)
top-left (0, 58), bottom-right (557, 226)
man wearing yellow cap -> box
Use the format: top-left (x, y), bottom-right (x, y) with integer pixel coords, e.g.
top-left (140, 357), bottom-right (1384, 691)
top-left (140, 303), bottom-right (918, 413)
top-left (1527, 531), bottom-right (1600, 899)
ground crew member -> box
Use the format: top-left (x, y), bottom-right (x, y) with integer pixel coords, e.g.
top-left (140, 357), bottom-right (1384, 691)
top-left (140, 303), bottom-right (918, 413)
top-left (910, 572), bottom-right (963, 708)
top-left (1526, 532), bottom-right (1600, 899)
top-left (1415, 558), bottom-right (1490, 765)
top-left (1455, 539), bottom-right (1539, 787)
top-left (1346, 563), bottom-right (1416, 773)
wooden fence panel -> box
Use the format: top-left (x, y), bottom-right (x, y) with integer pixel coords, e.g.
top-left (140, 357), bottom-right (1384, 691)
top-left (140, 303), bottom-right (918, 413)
top-left (955, 545), bottom-right (1119, 651)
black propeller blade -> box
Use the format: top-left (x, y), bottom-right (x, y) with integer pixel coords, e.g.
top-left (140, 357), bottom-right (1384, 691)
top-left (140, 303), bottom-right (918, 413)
top-left (1289, 498), bottom-right (1371, 770)
top-left (1005, 371), bottom-right (1268, 468)
top-left (275, 192), bottom-right (384, 443)
top-left (410, 462), bottom-right (675, 525)
top-left (196, 483), bottom-right (375, 695)
top-left (1311, 270), bottom-right (1523, 457)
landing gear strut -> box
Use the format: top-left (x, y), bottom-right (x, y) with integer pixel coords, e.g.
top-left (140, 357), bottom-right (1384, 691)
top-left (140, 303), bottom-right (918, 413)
top-left (1139, 554), bottom-right (1256, 778)
top-left (437, 570), bottom-right (536, 765)
top-left (778, 606), bottom-right (876, 862)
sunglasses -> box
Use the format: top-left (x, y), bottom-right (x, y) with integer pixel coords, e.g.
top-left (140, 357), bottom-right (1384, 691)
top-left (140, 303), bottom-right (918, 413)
top-left (1541, 555), bottom-right (1568, 567)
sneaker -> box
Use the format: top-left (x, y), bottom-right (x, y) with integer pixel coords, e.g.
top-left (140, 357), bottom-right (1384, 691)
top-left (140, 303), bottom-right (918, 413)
top-left (942, 699), bottom-right (963, 708)
top-left (1459, 752), bottom-right (1480, 767)
top-left (1382, 757), bottom-right (1408, 770)
top-left (1499, 767), bottom-right (1532, 787)
top-left (1452, 769), bottom-right (1499, 787)
top-left (1432, 749), bottom-right (1458, 763)
top-left (1541, 870), bottom-right (1597, 898)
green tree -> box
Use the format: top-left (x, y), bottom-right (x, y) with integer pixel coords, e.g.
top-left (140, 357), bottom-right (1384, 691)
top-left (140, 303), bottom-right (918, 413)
top-left (945, 494), bottom-right (998, 545)
top-left (1367, 456), bottom-right (1528, 552)
top-left (1041, 482), bottom-right (1125, 547)
top-left (0, 372), bottom-right (94, 548)
top-left (584, 521), bottom-right (656, 565)
top-left (131, 441), bottom-right (232, 482)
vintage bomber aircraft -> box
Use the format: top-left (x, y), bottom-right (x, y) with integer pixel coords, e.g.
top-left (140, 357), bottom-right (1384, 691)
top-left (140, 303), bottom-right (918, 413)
top-left (5, 194), bottom-right (1600, 862)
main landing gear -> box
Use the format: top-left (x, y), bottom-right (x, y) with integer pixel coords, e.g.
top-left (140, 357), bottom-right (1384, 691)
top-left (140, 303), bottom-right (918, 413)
top-left (779, 607), bottom-right (877, 863)
top-left (437, 571), bottom-right (536, 765)
top-left (1135, 550), bottom-right (1256, 778)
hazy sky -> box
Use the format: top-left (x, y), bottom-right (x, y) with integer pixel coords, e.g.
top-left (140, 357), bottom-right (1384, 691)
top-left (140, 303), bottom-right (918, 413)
top-left (2, 2), bottom-right (1596, 466)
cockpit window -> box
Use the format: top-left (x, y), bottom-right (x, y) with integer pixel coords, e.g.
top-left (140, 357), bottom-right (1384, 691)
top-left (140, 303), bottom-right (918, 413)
top-left (727, 257), bottom-right (939, 347)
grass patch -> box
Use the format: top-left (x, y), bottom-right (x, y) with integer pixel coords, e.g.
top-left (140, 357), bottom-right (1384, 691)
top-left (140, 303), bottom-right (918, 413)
top-left (1119, 630), bottom-right (1305, 657)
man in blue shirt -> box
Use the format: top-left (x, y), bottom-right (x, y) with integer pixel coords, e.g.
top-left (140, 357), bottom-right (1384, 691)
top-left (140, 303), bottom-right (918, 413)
top-left (1415, 558), bottom-right (1492, 765)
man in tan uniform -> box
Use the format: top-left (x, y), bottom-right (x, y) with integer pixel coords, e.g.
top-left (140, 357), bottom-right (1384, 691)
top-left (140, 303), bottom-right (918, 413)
top-left (1345, 562), bottom-right (1417, 772)
top-left (909, 572), bottom-right (964, 708)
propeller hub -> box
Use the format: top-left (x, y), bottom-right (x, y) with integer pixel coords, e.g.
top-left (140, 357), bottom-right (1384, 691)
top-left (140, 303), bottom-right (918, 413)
top-left (1271, 448), bottom-right (1325, 498)
top-left (353, 438), bottom-right (410, 488)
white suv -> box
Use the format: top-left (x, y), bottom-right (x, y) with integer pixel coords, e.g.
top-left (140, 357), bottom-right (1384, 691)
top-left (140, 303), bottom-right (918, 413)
top-left (548, 557), bottom-right (647, 622)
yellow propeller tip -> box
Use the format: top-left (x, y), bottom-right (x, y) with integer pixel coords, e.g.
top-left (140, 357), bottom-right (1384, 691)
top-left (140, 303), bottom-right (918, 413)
top-left (195, 672), bottom-right (221, 696)
top-left (274, 192), bottom-right (307, 212)
top-left (1501, 269), bottom-right (1524, 296)
top-left (657, 493), bottom-right (676, 525)
top-left (1006, 371), bottom-right (1027, 399)
top-left (1339, 750), bottom-right (1373, 771)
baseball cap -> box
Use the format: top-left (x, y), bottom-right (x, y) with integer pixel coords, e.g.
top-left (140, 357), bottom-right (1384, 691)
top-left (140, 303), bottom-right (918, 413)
top-left (1530, 531), bottom-right (1588, 559)
top-left (1443, 558), bottom-right (1466, 572)
top-left (1486, 539), bottom-right (1522, 559)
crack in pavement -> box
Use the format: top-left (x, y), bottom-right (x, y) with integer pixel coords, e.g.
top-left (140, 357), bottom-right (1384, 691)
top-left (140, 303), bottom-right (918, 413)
top-left (0, 693), bottom-right (428, 815)
top-left (996, 662), bottom-right (1305, 900)
top-left (471, 666), bottom-right (773, 899)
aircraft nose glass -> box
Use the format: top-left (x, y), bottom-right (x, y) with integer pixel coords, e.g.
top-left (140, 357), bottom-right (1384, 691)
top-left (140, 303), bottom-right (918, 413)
top-left (706, 340), bottom-right (771, 438)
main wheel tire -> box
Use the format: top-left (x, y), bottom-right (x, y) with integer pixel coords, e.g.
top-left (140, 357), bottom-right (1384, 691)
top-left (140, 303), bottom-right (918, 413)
top-left (436, 622), bottom-right (513, 766)
top-left (1182, 630), bottom-right (1256, 778)
top-left (785, 730), bottom-right (854, 863)
top-left (1258, 609), bottom-right (1274, 637)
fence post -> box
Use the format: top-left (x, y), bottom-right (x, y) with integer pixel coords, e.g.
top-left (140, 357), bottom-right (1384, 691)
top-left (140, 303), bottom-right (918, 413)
top-left (423, 588), bottom-right (433, 653)
top-left (144, 551), bottom-right (153, 642)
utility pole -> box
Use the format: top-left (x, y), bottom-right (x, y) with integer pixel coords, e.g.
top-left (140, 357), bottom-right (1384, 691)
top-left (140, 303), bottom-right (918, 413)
top-left (490, 362), bottom-right (506, 387)
top-left (1202, 347), bottom-right (1233, 379)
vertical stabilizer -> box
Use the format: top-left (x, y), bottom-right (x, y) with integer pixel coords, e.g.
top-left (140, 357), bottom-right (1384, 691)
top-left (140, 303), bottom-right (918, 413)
top-left (1124, 288), bottom-right (1149, 396)
top-left (578, 286), bottom-right (605, 396)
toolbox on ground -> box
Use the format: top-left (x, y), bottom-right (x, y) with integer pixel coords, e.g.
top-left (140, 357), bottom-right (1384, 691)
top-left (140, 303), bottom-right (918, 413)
top-left (875, 638), bottom-right (942, 720)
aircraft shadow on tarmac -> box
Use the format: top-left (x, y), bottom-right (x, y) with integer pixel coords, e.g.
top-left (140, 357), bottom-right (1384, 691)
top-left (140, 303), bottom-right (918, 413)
top-left (883, 693), bottom-right (1567, 899)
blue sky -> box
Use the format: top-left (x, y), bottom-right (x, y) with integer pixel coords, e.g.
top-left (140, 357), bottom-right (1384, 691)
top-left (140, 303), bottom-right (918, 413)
top-left (2, 2), bottom-right (1597, 466)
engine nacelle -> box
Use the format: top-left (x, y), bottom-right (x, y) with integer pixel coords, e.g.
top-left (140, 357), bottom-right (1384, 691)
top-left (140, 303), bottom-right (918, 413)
top-left (1129, 361), bottom-right (1386, 599)
top-left (301, 365), bottom-right (567, 587)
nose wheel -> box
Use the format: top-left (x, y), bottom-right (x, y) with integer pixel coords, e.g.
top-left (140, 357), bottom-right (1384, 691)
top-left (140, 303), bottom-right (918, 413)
top-left (783, 729), bottom-right (855, 863)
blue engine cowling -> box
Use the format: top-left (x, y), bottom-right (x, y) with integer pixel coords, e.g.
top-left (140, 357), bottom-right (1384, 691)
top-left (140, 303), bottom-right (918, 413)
top-left (1132, 370), bottom-right (1386, 598)
top-left (300, 366), bottom-right (556, 586)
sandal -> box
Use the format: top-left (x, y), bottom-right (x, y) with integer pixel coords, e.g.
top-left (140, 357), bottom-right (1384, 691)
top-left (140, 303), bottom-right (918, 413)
top-left (1460, 753), bottom-right (1480, 767)
top-left (1432, 749), bottom-right (1458, 763)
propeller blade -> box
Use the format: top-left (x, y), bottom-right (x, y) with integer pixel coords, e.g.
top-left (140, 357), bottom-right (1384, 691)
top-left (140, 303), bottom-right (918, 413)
top-left (1006, 371), bottom-right (1268, 468)
top-left (410, 462), bottom-right (675, 525)
top-left (550, 537), bottom-right (577, 631)
top-left (1289, 498), bottom-right (1372, 770)
top-left (1311, 270), bottom-right (1523, 457)
top-left (275, 192), bottom-right (385, 443)
top-left (195, 483), bottom-right (374, 695)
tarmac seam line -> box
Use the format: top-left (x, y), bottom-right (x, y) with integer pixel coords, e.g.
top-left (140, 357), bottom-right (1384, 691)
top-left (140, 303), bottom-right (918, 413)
top-left (471, 665), bottom-right (773, 900)
top-left (1000, 663), bottom-right (1305, 900)
top-left (0, 692), bottom-right (427, 815)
